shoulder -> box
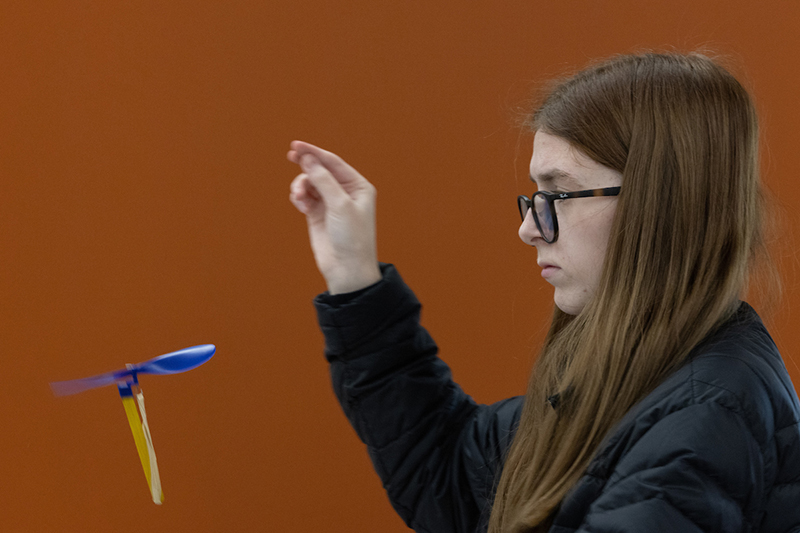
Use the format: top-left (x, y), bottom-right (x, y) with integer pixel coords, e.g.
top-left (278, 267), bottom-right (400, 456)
top-left (590, 303), bottom-right (800, 478)
top-left (683, 302), bottom-right (799, 450)
top-left (559, 304), bottom-right (800, 531)
top-left (616, 303), bottom-right (798, 448)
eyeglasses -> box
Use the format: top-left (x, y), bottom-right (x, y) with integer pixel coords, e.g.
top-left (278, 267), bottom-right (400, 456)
top-left (517, 187), bottom-right (621, 243)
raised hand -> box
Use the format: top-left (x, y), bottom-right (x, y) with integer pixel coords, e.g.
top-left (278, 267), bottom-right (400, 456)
top-left (288, 141), bottom-right (382, 295)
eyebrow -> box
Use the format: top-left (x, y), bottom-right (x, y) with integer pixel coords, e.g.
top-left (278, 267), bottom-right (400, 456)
top-left (529, 169), bottom-right (580, 190)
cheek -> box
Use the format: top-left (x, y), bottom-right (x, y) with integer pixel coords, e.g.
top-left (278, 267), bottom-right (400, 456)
top-left (565, 206), bottom-right (617, 283)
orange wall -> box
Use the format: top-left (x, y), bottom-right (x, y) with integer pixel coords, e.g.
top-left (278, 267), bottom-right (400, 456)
top-left (1, 1), bottom-right (799, 531)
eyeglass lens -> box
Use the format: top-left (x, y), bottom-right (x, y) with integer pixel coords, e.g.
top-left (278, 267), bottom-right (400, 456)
top-left (519, 195), bottom-right (556, 242)
top-left (534, 195), bottom-right (554, 241)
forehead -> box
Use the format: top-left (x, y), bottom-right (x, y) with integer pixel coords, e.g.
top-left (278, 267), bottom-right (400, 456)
top-left (530, 131), bottom-right (621, 189)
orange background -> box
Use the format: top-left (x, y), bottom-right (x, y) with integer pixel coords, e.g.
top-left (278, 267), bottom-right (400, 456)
top-left (1, 1), bottom-right (799, 531)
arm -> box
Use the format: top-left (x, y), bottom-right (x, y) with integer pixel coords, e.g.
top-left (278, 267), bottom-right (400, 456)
top-left (288, 143), bottom-right (521, 532)
top-left (316, 263), bottom-right (521, 533)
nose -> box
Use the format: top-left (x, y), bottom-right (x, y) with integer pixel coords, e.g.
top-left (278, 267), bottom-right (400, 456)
top-left (519, 208), bottom-right (543, 245)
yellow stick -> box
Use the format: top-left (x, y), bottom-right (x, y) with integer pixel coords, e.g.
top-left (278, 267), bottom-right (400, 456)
top-left (135, 389), bottom-right (164, 504)
top-left (121, 389), bottom-right (164, 504)
top-left (122, 396), bottom-right (151, 486)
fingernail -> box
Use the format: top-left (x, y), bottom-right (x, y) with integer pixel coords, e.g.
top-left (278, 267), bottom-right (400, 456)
top-left (300, 154), bottom-right (320, 172)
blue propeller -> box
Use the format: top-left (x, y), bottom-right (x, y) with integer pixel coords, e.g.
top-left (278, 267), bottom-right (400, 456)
top-left (50, 344), bottom-right (216, 396)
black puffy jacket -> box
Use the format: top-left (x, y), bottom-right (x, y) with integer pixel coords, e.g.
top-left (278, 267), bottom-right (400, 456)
top-left (315, 265), bottom-right (800, 533)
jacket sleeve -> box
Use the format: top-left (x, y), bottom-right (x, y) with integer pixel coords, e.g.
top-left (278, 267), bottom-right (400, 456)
top-left (573, 401), bottom-right (765, 533)
top-left (314, 264), bottom-right (522, 533)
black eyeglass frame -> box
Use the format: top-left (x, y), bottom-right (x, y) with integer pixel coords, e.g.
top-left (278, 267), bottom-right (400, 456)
top-left (517, 186), bottom-right (621, 243)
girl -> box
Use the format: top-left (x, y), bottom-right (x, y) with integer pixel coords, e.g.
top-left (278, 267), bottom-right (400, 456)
top-left (288, 52), bottom-right (800, 533)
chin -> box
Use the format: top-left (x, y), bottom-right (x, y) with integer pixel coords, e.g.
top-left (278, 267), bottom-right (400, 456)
top-left (553, 292), bottom-right (586, 316)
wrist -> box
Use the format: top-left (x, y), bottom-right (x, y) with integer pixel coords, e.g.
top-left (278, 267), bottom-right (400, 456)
top-left (325, 263), bottom-right (382, 295)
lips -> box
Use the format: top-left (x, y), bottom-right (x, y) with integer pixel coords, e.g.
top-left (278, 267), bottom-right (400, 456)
top-left (538, 262), bottom-right (560, 279)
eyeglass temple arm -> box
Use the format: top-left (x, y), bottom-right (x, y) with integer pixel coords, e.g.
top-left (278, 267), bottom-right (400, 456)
top-left (557, 186), bottom-right (621, 199)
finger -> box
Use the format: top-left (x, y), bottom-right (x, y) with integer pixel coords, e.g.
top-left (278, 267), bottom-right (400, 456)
top-left (290, 173), bottom-right (321, 203)
top-left (290, 191), bottom-right (319, 216)
top-left (287, 148), bottom-right (302, 164)
top-left (300, 154), bottom-right (350, 205)
top-left (290, 188), bottom-right (321, 216)
top-left (289, 189), bottom-right (309, 214)
top-left (290, 141), bottom-right (365, 187)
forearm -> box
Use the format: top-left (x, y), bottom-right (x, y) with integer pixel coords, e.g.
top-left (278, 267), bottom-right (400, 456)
top-left (315, 264), bottom-right (519, 532)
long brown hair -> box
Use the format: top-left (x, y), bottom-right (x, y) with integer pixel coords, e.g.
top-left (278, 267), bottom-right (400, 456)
top-left (489, 52), bottom-right (769, 532)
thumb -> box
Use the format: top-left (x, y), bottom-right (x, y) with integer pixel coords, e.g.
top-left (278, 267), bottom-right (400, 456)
top-left (300, 154), bottom-right (348, 204)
